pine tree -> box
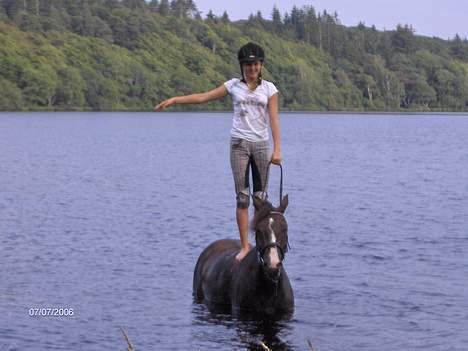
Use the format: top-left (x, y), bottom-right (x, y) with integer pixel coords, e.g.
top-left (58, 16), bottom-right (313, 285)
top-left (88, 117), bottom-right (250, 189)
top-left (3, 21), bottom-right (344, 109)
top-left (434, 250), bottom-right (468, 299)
top-left (186, 0), bottom-right (199, 19)
top-left (148, 0), bottom-right (159, 12)
top-left (0, 0), bottom-right (7, 18)
top-left (272, 6), bottom-right (282, 32)
top-left (170, 0), bottom-right (182, 17)
top-left (391, 24), bottom-right (416, 54)
top-left (122, 0), bottom-right (146, 10)
top-left (221, 10), bottom-right (229, 23)
top-left (206, 9), bottom-right (215, 21)
top-left (24, 0), bottom-right (40, 15)
top-left (158, 0), bottom-right (169, 16)
top-left (3, 0), bottom-right (20, 18)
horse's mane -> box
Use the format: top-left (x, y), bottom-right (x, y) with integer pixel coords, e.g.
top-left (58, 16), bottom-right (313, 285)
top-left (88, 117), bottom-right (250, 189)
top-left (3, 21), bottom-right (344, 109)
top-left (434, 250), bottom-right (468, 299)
top-left (250, 201), bottom-right (275, 233)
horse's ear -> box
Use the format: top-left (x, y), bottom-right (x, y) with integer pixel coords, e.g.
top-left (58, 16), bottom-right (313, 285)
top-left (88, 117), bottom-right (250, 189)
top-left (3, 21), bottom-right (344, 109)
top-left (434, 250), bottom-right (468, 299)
top-left (253, 195), bottom-right (265, 211)
top-left (278, 194), bottom-right (289, 213)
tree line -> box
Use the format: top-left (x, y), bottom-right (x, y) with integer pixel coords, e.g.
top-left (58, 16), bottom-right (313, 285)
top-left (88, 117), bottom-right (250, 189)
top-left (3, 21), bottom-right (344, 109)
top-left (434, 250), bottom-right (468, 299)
top-left (1, 0), bottom-right (468, 111)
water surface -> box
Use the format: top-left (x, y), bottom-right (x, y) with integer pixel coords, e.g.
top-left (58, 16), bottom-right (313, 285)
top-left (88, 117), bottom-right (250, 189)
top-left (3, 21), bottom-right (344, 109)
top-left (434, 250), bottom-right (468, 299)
top-left (1, 112), bottom-right (467, 350)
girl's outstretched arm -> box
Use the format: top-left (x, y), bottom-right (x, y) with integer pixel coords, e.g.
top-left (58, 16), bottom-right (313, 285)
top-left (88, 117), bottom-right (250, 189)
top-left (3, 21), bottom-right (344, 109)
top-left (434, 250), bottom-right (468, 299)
top-left (154, 85), bottom-right (228, 111)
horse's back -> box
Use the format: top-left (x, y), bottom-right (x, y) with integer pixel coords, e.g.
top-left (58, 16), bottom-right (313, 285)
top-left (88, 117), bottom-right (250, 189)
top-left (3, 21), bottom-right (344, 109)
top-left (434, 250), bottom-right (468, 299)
top-left (193, 239), bottom-right (240, 307)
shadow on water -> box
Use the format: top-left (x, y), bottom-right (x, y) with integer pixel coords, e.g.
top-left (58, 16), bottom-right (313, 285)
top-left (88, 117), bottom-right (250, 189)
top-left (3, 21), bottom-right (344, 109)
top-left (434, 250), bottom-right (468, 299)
top-left (191, 302), bottom-right (296, 350)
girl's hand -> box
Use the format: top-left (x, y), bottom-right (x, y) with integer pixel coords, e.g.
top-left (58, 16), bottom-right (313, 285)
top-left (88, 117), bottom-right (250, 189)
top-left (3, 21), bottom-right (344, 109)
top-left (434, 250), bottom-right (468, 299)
top-left (271, 150), bottom-right (282, 165)
top-left (154, 97), bottom-right (177, 111)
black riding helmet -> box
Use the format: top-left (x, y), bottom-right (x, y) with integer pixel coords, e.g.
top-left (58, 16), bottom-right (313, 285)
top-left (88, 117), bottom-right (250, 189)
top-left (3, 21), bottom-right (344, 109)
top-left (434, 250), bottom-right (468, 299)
top-left (238, 42), bottom-right (265, 63)
top-left (238, 42), bottom-right (265, 83)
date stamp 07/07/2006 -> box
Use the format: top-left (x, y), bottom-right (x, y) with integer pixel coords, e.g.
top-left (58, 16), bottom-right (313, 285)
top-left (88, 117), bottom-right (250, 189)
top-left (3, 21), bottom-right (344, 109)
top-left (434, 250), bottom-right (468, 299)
top-left (28, 307), bottom-right (74, 317)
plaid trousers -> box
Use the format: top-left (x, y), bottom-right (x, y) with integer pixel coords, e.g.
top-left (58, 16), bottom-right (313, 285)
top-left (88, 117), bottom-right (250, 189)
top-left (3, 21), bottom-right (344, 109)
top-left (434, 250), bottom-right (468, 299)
top-left (230, 137), bottom-right (271, 200)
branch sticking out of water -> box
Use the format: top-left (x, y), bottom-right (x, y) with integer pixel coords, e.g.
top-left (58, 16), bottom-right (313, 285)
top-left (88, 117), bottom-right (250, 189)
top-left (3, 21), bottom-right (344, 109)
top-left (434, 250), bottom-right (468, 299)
top-left (120, 327), bottom-right (135, 351)
top-left (307, 339), bottom-right (315, 350)
top-left (260, 341), bottom-right (272, 351)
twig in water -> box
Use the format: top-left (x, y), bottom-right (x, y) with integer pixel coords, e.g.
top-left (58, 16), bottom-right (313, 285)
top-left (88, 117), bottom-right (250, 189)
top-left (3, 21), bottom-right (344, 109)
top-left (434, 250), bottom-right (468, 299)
top-left (120, 327), bottom-right (135, 351)
top-left (260, 341), bottom-right (272, 351)
top-left (307, 339), bottom-right (315, 350)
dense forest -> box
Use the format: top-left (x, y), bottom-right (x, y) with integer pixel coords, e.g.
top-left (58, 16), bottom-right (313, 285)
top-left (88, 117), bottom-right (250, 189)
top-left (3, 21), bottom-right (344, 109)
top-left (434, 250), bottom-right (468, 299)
top-left (1, 0), bottom-right (468, 111)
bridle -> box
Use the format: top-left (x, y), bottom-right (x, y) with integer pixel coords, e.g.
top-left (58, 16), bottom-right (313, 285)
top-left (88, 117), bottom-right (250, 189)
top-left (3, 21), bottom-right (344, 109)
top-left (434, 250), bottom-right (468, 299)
top-left (254, 162), bottom-right (289, 285)
top-left (255, 211), bottom-right (288, 292)
top-left (255, 211), bottom-right (287, 266)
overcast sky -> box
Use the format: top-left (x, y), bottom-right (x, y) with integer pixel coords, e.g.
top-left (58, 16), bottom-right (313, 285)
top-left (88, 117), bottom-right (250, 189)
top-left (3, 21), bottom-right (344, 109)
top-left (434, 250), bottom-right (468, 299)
top-left (193, 0), bottom-right (466, 40)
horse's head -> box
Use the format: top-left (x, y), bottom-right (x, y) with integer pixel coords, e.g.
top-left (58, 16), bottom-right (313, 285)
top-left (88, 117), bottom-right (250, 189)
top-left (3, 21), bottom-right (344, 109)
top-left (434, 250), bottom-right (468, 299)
top-left (252, 195), bottom-right (289, 282)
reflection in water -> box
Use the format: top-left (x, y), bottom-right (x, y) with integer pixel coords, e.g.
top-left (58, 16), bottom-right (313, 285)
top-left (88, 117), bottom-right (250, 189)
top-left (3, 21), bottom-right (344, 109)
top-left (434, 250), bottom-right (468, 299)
top-left (192, 303), bottom-right (297, 350)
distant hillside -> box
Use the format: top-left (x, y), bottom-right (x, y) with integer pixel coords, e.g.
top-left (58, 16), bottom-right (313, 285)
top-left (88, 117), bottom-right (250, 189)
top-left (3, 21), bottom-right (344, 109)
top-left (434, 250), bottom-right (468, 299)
top-left (1, 0), bottom-right (468, 111)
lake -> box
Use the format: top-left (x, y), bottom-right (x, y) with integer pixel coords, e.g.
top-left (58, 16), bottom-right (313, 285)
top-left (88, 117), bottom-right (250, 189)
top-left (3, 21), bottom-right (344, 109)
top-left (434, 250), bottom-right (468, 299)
top-left (1, 112), bottom-right (467, 350)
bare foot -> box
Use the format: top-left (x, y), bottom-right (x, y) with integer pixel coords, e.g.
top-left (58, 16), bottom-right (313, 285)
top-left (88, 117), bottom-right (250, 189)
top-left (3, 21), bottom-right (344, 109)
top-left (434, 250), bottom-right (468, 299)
top-left (235, 246), bottom-right (251, 262)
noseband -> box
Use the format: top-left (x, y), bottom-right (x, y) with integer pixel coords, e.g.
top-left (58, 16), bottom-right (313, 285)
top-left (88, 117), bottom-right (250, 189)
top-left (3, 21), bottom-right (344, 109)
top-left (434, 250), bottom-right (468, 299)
top-left (257, 242), bottom-right (285, 266)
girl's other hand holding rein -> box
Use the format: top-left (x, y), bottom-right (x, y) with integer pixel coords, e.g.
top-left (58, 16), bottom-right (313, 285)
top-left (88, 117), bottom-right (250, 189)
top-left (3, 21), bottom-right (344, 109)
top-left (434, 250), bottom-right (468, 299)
top-left (271, 150), bottom-right (282, 165)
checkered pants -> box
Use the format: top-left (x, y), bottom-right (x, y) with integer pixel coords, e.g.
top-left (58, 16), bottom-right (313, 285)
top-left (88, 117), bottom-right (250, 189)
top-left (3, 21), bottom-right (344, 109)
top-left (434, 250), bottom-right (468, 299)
top-left (230, 137), bottom-right (271, 201)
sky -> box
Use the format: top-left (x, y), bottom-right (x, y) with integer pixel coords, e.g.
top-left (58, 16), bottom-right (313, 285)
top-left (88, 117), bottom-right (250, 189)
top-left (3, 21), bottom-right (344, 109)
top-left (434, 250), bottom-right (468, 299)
top-left (193, 0), bottom-right (467, 40)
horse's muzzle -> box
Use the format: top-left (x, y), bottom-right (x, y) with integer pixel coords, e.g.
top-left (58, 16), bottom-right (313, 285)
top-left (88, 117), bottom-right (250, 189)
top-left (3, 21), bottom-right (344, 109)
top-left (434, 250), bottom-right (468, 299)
top-left (264, 264), bottom-right (282, 283)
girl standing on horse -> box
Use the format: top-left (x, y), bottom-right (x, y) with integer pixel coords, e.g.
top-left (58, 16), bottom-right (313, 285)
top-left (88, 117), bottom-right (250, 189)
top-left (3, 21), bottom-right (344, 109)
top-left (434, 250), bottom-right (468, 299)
top-left (154, 42), bottom-right (282, 261)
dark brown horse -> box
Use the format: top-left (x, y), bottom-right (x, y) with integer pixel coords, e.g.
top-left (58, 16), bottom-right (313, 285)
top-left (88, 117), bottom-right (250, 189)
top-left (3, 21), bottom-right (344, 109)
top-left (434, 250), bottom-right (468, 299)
top-left (193, 195), bottom-right (294, 319)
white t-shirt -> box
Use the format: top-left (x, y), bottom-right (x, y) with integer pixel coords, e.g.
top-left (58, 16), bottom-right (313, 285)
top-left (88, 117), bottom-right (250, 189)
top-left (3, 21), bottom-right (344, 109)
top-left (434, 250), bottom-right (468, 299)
top-left (224, 78), bottom-right (278, 142)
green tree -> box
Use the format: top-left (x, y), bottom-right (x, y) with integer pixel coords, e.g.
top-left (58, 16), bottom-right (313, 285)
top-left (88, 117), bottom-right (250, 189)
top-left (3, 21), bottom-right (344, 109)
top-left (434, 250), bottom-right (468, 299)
top-left (0, 78), bottom-right (23, 110)
top-left (20, 66), bottom-right (58, 107)
top-left (3, 0), bottom-right (20, 18)
top-left (0, 0), bottom-right (6, 19)
top-left (333, 68), bottom-right (362, 109)
top-left (18, 13), bottom-right (43, 32)
top-left (391, 24), bottom-right (416, 54)
top-left (122, 0), bottom-right (146, 9)
top-left (205, 9), bottom-right (215, 21)
top-left (403, 73), bottom-right (436, 108)
top-left (451, 34), bottom-right (468, 60)
top-left (148, 0), bottom-right (159, 12)
top-left (158, 0), bottom-right (170, 16)
top-left (271, 6), bottom-right (282, 33)
top-left (221, 10), bottom-right (229, 24)
top-left (54, 67), bottom-right (86, 109)
top-left (81, 67), bottom-right (120, 110)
